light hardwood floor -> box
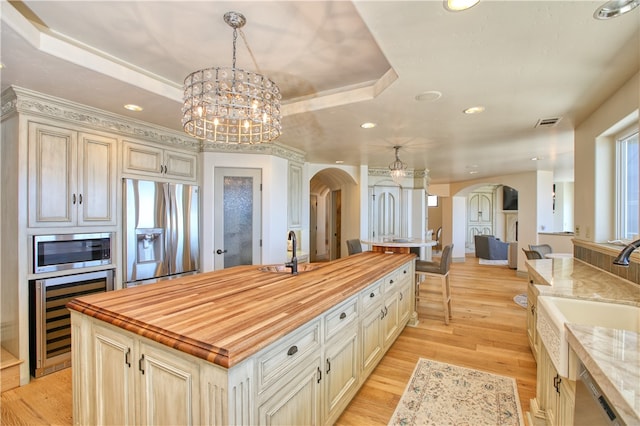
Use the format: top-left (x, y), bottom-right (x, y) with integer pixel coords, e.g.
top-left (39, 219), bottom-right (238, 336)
top-left (1, 254), bottom-right (535, 425)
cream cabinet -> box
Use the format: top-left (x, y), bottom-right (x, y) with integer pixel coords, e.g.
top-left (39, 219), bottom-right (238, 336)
top-left (526, 279), bottom-right (540, 361)
top-left (536, 343), bottom-right (575, 426)
top-left (122, 139), bottom-right (197, 181)
top-left (28, 122), bottom-right (117, 227)
top-left (90, 323), bottom-right (200, 425)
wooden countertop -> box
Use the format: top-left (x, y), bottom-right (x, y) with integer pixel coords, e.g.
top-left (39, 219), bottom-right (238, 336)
top-left (67, 252), bottom-right (414, 368)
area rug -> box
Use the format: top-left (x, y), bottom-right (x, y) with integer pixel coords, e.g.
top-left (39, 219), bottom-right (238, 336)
top-left (513, 293), bottom-right (528, 309)
top-left (388, 358), bottom-right (524, 426)
top-left (478, 258), bottom-right (509, 266)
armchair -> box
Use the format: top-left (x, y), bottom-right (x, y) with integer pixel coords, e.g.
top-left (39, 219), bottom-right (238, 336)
top-left (474, 235), bottom-right (509, 260)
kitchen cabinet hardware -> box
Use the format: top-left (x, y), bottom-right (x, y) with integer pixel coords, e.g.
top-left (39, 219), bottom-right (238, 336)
top-left (125, 348), bottom-right (131, 368)
top-left (287, 345), bottom-right (298, 356)
top-left (369, 292), bottom-right (375, 298)
top-left (326, 358), bottom-right (331, 373)
top-left (317, 366), bottom-right (322, 383)
top-left (339, 312), bottom-right (346, 320)
top-left (139, 354), bottom-right (145, 374)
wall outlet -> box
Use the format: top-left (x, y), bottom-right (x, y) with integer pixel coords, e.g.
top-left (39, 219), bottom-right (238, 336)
top-left (575, 226), bottom-right (580, 236)
top-left (585, 226), bottom-right (591, 239)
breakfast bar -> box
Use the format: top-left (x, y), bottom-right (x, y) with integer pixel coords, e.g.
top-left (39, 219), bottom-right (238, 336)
top-left (67, 252), bottom-right (416, 425)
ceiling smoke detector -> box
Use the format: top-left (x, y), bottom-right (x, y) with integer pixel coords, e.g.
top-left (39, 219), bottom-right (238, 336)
top-left (535, 117), bottom-right (562, 128)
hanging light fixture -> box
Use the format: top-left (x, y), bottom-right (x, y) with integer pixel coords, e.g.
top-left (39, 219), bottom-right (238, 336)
top-left (389, 146), bottom-right (408, 184)
top-left (182, 11), bottom-right (282, 144)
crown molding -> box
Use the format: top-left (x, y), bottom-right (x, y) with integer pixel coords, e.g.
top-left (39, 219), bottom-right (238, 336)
top-left (1, 85), bottom-right (307, 163)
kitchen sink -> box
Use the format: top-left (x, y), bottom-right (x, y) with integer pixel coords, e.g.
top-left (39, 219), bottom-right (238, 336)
top-left (257, 263), bottom-right (323, 273)
top-left (537, 296), bottom-right (640, 377)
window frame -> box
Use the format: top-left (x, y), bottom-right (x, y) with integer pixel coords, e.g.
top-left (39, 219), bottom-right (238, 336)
top-left (615, 126), bottom-right (639, 240)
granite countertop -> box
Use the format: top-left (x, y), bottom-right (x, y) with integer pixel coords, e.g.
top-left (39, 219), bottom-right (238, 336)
top-left (526, 257), bottom-right (640, 424)
top-left (67, 252), bottom-right (414, 368)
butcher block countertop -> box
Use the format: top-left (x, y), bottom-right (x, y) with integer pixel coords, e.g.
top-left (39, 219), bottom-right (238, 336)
top-left (67, 252), bottom-right (414, 369)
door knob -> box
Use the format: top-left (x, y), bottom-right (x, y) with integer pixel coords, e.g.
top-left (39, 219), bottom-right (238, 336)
top-left (216, 249), bottom-right (228, 255)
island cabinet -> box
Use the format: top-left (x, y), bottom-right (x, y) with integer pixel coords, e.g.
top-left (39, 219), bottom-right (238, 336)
top-left (68, 252), bottom-right (416, 425)
top-left (28, 121), bottom-right (117, 227)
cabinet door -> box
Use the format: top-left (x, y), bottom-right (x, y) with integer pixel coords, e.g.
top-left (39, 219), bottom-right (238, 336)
top-left (78, 132), bottom-right (117, 225)
top-left (398, 280), bottom-right (413, 325)
top-left (526, 281), bottom-right (538, 361)
top-left (93, 325), bottom-right (136, 426)
top-left (28, 122), bottom-right (77, 227)
top-left (324, 328), bottom-right (359, 424)
top-left (258, 357), bottom-right (322, 426)
top-left (122, 140), bottom-right (163, 177)
top-left (382, 292), bottom-right (400, 347)
top-left (138, 342), bottom-right (201, 426)
top-left (361, 307), bottom-right (383, 377)
top-left (164, 149), bottom-right (197, 181)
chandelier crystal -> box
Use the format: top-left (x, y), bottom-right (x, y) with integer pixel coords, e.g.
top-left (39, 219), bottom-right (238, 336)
top-left (182, 11), bottom-right (282, 144)
top-left (389, 146), bottom-right (408, 184)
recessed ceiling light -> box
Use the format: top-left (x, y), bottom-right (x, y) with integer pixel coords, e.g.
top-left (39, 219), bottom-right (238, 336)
top-left (124, 104), bottom-right (143, 112)
top-left (463, 106), bottom-right (485, 114)
top-left (444, 0), bottom-right (480, 12)
top-left (335, 160), bottom-right (344, 164)
top-left (594, 0), bottom-right (640, 19)
top-left (531, 156), bottom-right (543, 161)
top-left (360, 122), bottom-right (376, 129)
top-left (415, 91), bottom-right (442, 102)
top-left (469, 170), bottom-right (479, 175)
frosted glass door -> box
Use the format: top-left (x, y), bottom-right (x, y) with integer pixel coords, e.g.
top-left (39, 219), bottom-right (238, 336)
top-left (214, 168), bottom-right (261, 269)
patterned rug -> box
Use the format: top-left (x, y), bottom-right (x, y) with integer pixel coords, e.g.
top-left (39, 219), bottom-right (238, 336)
top-left (388, 358), bottom-right (524, 426)
top-left (513, 293), bottom-right (528, 309)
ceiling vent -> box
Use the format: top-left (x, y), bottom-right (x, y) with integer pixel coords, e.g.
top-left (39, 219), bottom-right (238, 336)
top-left (535, 117), bottom-right (562, 128)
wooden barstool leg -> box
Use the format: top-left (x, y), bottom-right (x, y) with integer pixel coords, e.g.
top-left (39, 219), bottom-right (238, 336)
top-left (441, 272), bottom-right (452, 324)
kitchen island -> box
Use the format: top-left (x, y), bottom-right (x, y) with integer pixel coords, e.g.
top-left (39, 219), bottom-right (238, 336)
top-left (67, 251), bottom-right (415, 425)
top-left (525, 257), bottom-right (640, 426)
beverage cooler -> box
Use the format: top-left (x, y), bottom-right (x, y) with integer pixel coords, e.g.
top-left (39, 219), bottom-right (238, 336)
top-left (29, 269), bottom-right (114, 377)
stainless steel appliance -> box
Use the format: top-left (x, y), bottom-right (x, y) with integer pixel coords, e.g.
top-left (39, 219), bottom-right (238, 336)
top-left (30, 269), bottom-right (114, 377)
top-left (32, 233), bottom-right (113, 273)
top-left (574, 362), bottom-right (623, 425)
top-left (123, 178), bottom-right (199, 286)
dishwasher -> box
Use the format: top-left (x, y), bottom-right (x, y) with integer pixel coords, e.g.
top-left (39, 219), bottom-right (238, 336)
top-left (574, 362), bottom-right (624, 425)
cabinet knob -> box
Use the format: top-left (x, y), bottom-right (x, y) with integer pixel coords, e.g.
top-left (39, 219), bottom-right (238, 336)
top-left (287, 345), bottom-right (298, 356)
top-left (369, 292), bottom-right (375, 298)
top-left (339, 312), bottom-right (346, 320)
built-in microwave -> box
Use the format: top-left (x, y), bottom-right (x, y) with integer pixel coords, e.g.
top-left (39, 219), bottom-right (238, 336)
top-left (32, 233), bottom-right (113, 273)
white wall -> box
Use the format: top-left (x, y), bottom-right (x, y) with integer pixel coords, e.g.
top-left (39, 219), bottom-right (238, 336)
top-left (574, 72), bottom-right (639, 242)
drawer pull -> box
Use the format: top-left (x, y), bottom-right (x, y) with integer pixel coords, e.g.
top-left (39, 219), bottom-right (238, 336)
top-left (287, 345), bottom-right (298, 356)
top-left (339, 312), bottom-right (346, 320)
top-left (389, 279), bottom-right (394, 284)
top-left (369, 292), bottom-right (375, 298)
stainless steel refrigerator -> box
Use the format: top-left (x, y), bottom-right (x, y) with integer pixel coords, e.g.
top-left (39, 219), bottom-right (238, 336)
top-left (123, 178), bottom-right (199, 286)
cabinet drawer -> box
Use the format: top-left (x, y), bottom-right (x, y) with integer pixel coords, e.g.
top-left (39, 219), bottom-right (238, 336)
top-left (324, 297), bottom-right (358, 342)
top-left (257, 319), bottom-right (321, 392)
top-left (360, 281), bottom-right (382, 312)
top-left (385, 263), bottom-right (412, 293)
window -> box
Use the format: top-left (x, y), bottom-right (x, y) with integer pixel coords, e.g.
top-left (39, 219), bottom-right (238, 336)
top-left (616, 130), bottom-right (639, 239)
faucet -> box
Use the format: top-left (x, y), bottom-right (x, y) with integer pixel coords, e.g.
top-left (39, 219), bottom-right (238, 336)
top-left (613, 238), bottom-right (640, 266)
top-left (285, 231), bottom-right (298, 275)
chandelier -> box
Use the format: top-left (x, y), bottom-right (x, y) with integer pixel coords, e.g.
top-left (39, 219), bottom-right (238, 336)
top-left (389, 146), bottom-right (408, 184)
top-left (182, 11), bottom-right (282, 144)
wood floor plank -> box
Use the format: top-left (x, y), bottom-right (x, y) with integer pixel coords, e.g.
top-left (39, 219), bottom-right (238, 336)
top-left (1, 254), bottom-right (536, 425)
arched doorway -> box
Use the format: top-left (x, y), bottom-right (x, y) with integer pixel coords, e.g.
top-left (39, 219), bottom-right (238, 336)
top-left (309, 168), bottom-right (359, 261)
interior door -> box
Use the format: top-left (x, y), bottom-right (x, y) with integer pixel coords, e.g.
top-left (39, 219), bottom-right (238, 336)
top-left (213, 168), bottom-right (261, 269)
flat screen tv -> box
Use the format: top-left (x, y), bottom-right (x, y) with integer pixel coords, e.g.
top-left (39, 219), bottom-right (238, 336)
top-left (503, 186), bottom-right (518, 211)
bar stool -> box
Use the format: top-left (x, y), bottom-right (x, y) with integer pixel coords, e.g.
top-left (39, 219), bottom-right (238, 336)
top-left (415, 244), bottom-right (454, 325)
